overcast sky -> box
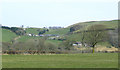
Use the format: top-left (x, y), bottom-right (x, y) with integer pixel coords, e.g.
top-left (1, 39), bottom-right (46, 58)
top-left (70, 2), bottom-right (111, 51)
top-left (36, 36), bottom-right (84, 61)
top-left (0, 0), bottom-right (119, 28)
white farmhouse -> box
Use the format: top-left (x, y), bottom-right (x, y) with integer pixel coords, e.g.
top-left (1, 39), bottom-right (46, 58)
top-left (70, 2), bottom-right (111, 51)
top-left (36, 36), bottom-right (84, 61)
top-left (28, 34), bottom-right (32, 36)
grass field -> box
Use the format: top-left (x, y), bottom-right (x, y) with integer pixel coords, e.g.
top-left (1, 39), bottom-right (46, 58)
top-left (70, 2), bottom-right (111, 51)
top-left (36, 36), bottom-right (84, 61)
top-left (44, 28), bottom-right (69, 35)
top-left (17, 36), bottom-right (42, 42)
top-left (25, 28), bottom-right (41, 35)
top-left (2, 53), bottom-right (118, 68)
top-left (46, 40), bottom-right (62, 46)
top-left (2, 29), bottom-right (17, 42)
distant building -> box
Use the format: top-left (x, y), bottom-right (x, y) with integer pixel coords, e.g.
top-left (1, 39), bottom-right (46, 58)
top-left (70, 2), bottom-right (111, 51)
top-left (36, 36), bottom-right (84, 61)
top-left (48, 37), bottom-right (56, 40)
top-left (73, 42), bottom-right (82, 46)
top-left (39, 34), bottom-right (44, 37)
top-left (35, 35), bottom-right (39, 36)
top-left (49, 26), bottom-right (64, 29)
top-left (44, 34), bottom-right (59, 37)
top-left (23, 28), bottom-right (26, 30)
top-left (28, 34), bottom-right (32, 36)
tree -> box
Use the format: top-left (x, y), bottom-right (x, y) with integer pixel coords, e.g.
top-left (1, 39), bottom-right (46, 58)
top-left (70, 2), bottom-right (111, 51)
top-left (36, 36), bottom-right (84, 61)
top-left (84, 24), bottom-right (107, 53)
top-left (11, 27), bottom-right (26, 35)
top-left (108, 28), bottom-right (118, 47)
top-left (38, 29), bottom-right (46, 35)
top-left (70, 24), bottom-right (86, 32)
top-left (36, 37), bottom-right (47, 54)
top-left (45, 42), bottom-right (57, 53)
top-left (2, 42), bottom-right (11, 54)
top-left (46, 29), bottom-right (49, 32)
top-left (24, 39), bottom-right (38, 54)
top-left (62, 36), bottom-right (76, 50)
top-left (70, 27), bottom-right (75, 32)
top-left (21, 25), bottom-right (24, 28)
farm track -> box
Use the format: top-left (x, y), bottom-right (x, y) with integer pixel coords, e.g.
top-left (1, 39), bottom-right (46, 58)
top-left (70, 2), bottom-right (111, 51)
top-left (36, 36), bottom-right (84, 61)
top-left (14, 36), bottom-right (21, 41)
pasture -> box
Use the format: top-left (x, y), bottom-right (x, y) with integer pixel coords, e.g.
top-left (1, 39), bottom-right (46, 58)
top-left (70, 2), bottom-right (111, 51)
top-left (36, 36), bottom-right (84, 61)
top-left (2, 29), bottom-right (17, 42)
top-left (2, 53), bottom-right (118, 68)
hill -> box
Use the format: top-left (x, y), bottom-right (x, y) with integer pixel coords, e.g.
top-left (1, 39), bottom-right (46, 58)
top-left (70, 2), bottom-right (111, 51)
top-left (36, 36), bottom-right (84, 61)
top-left (2, 20), bottom-right (118, 45)
top-left (1, 20), bottom-right (118, 55)
top-left (2, 29), bottom-right (17, 42)
top-left (69, 20), bottom-right (118, 33)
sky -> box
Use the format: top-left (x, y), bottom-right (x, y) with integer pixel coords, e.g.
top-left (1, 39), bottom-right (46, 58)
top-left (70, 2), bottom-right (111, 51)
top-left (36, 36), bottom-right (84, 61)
top-left (0, 0), bottom-right (119, 28)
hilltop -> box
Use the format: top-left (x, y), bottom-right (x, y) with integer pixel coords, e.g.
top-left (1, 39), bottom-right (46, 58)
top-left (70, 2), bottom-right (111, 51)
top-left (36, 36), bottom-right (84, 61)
top-left (69, 20), bottom-right (118, 33)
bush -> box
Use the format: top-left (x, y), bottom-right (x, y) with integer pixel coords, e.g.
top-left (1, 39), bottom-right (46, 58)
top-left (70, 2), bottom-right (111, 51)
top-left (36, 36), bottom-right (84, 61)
top-left (45, 42), bottom-right (57, 53)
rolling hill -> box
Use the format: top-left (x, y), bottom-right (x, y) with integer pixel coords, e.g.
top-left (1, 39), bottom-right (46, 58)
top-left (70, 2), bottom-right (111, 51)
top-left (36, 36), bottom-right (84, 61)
top-left (69, 20), bottom-right (118, 33)
top-left (2, 20), bottom-right (118, 44)
top-left (2, 29), bottom-right (17, 42)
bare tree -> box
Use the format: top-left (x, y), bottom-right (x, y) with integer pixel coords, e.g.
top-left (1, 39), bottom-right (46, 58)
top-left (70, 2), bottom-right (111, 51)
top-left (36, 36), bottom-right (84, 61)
top-left (108, 28), bottom-right (118, 48)
top-left (36, 37), bottom-right (46, 54)
top-left (45, 42), bottom-right (57, 53)
top-left (84, 24), bottom-right (107, 53)
top-left (62, 36), bottom-right (76, 50)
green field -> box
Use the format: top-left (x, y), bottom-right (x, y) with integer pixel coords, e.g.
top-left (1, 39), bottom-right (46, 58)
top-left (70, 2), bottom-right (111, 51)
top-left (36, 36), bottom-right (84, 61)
top-left (17, 36), bottom-right (42, 42)
top-left (2, 53), bottom-right (118, 68)
top-left (45, 28), bottom-right (69, 35)
top-left (2, 29), bottom-right (17, 42)
top-left (25, 28), bottom-right (41, 35)
top-left (46, 40), bottom-right (62, 46)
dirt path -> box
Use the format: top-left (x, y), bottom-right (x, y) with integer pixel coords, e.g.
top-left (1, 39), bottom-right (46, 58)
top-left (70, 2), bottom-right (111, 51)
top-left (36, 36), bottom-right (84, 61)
top-left (14, 36), bottom-right (21, 41)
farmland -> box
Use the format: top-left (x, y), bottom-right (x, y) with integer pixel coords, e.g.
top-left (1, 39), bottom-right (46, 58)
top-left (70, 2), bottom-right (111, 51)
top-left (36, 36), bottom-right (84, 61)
top-left (2, 53), bottom-right (118, 68)
top-left (44, 28), bottom-right (69, 35)
top-left (1, 20), bottom-right (118, 68)
top-left (2, 20), bottom-right (118, 43)
top-left (2, 29), bottom-right (17, 42)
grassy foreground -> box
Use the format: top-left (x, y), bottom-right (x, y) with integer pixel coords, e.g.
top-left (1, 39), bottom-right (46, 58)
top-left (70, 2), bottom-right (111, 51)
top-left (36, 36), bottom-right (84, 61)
top-left (2, 53), bottom-right (118, 68)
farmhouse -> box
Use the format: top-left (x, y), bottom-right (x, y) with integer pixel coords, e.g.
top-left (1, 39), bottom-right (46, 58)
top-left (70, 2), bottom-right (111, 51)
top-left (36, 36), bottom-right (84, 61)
top-left (44, 34), bottom-right (59, 37)
top-left (39, 34), bottom-right (44, 37)
top-left (48, 37), bottom-right (56, 40)
top-left (73, 42), bottom-right (82, 46)
top-left (28, 34), bottom-right (32, 36)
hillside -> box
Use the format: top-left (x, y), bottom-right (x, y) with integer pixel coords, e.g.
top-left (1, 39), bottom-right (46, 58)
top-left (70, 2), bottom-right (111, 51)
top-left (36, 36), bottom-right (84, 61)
top-left (2, 20), bottom-right (118, 44)
top-left (69, 20), bottom-right (118, 33)
top-left (25, 20), bottom-right (118, 36)
top-left (70, 20), bottom-right (118, 28)
top-left (1, 19), bottom-right (118, 55)
top-left (25, 28), bottom-right (42, 35)
top-left (67, 20), bottom-right (118, 47)
top-left (44, 28), bottom-right (69, 35)
top-left (2, 29), bottom-right (17, 42)
top-left (17, 36), bottom-right (42, 42)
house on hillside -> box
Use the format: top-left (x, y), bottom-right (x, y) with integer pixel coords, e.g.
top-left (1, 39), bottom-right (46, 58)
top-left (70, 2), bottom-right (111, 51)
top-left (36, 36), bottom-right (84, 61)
top-left (73, 42), bottom-right (90, 48)
top-left (49, 26), bottom-right (64, 29)
top-left (27, 33), bottom-right (36, 36)
top-left (73, 42), bottom-right (82, 46)
top-left (35, 35), bottom-right (39, 37)
top-left (28, 34), bottom-right (32, 36)
top-left (73, 42), bottom-right (82, 48)
top-left (48, 37), bottom-right (56, 40)
top-left (56, 36), bottom-right (59, 38)
top-left (44, 34), bottom-right (59, 37)
top-left (39, 34), bottom-right (44, 37)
